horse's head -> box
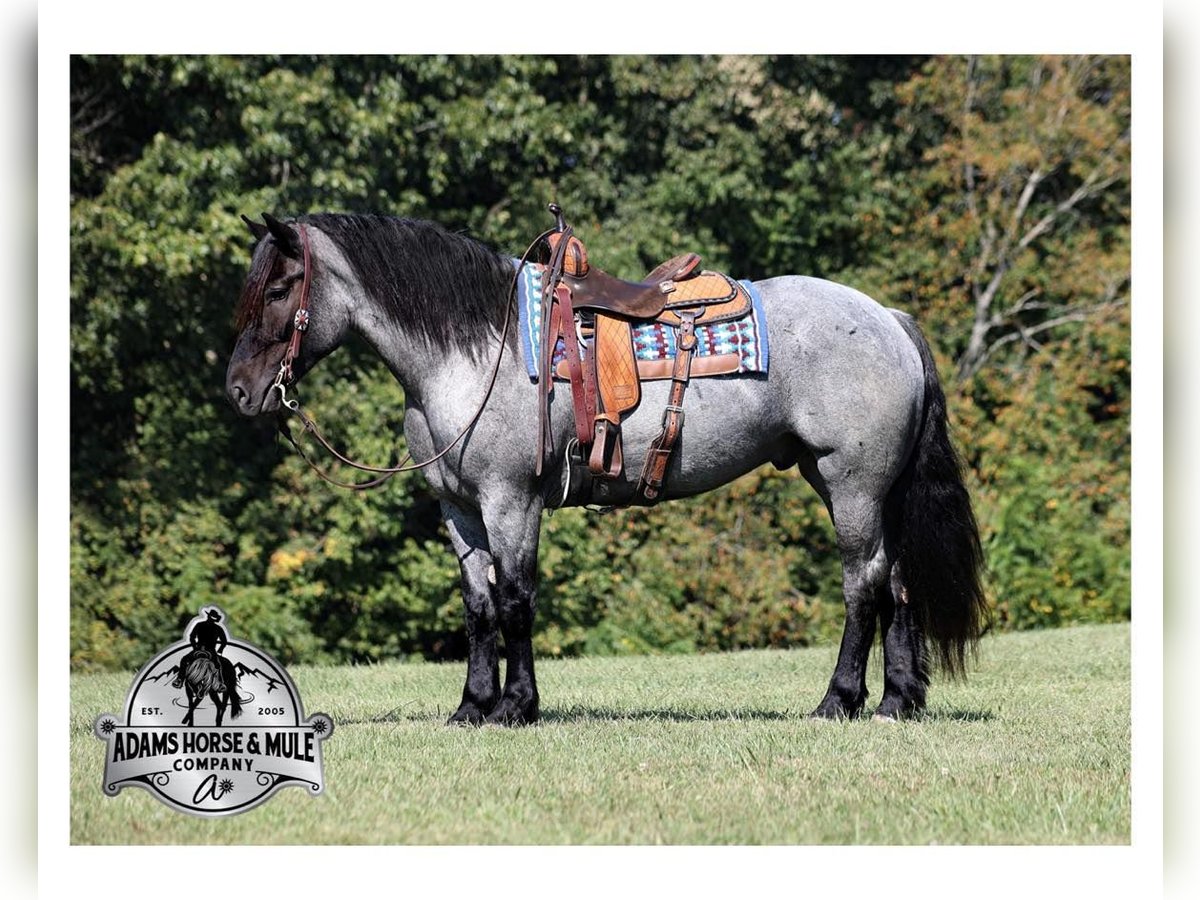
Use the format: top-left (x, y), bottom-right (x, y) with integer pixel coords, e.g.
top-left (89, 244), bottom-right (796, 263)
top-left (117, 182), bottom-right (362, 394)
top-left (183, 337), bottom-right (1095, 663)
top-left (225, 214), bottom-right (350, 417)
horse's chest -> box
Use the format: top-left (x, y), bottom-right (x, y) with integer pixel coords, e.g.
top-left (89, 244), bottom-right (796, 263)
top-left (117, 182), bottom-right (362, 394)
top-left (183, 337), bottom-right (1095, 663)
top-left (401, 404), bottom-right (477, 499)
top-left (401, 406), bottom-right (439, 483)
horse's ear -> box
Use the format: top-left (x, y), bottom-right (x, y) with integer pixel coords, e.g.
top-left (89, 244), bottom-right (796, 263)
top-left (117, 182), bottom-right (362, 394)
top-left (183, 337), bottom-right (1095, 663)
top-left (262, 212), bottom-right (300, 258)
top-left (240, 214), bottom-right (269, 242)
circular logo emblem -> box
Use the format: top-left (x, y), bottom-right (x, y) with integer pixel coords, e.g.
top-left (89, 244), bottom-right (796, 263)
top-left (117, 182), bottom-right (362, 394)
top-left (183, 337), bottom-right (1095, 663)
top-left (94, 606), bottom-right (333, 817)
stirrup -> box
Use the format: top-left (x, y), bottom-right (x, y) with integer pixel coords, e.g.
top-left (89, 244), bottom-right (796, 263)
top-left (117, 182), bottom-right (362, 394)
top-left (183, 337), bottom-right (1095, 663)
top-left (588, 415), bottom-right (624, 479)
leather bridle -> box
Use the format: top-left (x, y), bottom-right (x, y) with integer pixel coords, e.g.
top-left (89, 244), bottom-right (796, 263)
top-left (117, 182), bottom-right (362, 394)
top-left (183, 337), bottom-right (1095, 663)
top-left (269, 224), bottom-right (314, 412)
top-left (270, 222), bottom-right (553, 490)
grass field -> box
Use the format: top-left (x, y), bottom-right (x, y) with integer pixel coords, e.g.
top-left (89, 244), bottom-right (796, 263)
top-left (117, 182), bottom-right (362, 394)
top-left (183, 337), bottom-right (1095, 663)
top-left (69, 623), bottom-right (1130, 844)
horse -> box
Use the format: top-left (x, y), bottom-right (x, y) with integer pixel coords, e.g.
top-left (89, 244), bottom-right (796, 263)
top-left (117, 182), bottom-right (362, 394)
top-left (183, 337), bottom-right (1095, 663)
top-left (225, 210), bottom-right (987, 726)
top-left (176, 649), bottom-right (243, 726)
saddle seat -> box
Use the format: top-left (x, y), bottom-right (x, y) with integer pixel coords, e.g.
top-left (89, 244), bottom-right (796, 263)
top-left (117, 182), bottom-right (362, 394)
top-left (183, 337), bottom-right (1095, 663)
top-left (563, 251), bottom-right (748, 324)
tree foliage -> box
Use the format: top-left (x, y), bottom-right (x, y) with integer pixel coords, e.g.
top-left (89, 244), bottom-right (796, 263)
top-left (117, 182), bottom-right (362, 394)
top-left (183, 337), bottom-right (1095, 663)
top-left (69, 55), bottom-right (1131, 670)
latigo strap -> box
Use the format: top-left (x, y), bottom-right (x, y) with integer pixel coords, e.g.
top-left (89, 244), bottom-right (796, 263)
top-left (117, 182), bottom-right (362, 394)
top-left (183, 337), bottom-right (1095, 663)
top-left (636, 309), bottom-right (698, 502)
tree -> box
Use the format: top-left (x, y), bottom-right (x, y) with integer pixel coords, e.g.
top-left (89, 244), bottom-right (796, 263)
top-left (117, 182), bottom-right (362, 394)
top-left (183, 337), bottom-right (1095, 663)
top-left (845, 55), bottom-right (1131, 630)
top-left (888, 55), bottom-right (1131, 382)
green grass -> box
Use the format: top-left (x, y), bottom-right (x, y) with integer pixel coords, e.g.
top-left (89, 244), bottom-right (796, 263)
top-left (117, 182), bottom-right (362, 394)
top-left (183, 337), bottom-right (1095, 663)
top-left (70, 623), bottom-right (1129, 844)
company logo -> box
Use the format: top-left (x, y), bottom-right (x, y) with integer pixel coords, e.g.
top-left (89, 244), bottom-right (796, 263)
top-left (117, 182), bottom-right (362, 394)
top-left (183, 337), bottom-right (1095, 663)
top-left (94, 606), bottom-right (333, 817)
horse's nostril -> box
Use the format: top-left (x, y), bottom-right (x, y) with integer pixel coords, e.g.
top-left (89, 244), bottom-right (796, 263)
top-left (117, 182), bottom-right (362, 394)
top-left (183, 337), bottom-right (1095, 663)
top-left (229, 382), bottom-right (250, 410)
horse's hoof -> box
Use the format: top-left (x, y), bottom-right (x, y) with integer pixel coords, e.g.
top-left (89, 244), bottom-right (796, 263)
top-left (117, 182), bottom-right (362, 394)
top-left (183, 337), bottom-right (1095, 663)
top-left (809, 709), bottom-right (849, 721)
top-left (446, 703), bottom-right (489, 727)
top-left (874, 695), bottom-right (924, 721)
top-left (482, 697), bottom-right (538, 727)
top-left (809, 696), bottom-right (863, 720)
top-left (872, 713), bottom-right (899, 724)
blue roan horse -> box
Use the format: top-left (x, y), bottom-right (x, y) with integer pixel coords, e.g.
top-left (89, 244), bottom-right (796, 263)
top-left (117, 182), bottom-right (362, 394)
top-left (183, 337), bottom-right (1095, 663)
top-left (226, 211), bottom-right (987, 725)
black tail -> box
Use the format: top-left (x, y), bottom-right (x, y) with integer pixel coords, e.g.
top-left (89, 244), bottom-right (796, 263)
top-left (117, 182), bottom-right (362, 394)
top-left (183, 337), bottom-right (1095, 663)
top-left (891, 311), bottom-right (989, 677)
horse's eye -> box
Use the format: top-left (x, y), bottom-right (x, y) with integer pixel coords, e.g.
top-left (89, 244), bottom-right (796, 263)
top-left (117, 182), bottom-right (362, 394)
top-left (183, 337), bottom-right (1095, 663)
top-left (265, 286), bottom-right (290, 304)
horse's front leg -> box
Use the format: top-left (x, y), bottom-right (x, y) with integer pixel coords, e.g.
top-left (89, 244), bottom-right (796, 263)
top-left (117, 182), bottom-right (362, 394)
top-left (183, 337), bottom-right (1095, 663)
top-left (211, 691), bottom-right (227, 727)
top-left (481, 495), bottom-right (543, 726)
top-left (182, 687), bottom-right (195, 726)
top-left (442, 501), bottom-right (501, 725)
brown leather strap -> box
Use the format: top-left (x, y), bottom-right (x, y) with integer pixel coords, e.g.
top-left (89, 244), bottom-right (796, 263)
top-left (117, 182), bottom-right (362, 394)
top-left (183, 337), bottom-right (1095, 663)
top-left (278, 417), bottom-right (402, 491)
top-left (536, 298), bottom-right (561, 474)
top-left (637, 309), bottom-right (699, 502)
top-left (273, 224), bottom-right (314, 388)
top-left (536, 223), bottom-right (574, 475)
top-left (556, 284), bottom-right (597, 447)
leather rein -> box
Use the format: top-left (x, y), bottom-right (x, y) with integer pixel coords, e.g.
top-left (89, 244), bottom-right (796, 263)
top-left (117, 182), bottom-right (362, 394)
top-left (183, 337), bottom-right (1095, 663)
top-left (271, 223), bottom-right (551, 490)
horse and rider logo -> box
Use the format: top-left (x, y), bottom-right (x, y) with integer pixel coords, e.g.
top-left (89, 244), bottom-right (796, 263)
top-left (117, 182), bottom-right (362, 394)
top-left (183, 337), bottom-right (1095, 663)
top-left (93, 606), bottom-right (333, 817)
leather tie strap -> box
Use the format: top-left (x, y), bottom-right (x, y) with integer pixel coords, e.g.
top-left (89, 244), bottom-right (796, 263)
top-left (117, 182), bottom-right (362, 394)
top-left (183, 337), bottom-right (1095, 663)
top-left (637, 309), bottom-right (699, 502)
top-left (556, 284), bottom-right (597, 447)
top-left (536, 222), bottom-right (574, 475)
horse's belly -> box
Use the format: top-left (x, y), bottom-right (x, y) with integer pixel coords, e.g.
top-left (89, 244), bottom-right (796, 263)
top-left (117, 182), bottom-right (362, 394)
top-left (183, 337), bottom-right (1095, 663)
top-left (572, 374), bottom-right (795, 506)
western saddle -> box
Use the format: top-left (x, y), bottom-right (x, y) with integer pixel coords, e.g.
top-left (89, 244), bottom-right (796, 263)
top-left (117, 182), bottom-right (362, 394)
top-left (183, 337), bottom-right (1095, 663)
top-left (534, 204), bottom-right (754, 505)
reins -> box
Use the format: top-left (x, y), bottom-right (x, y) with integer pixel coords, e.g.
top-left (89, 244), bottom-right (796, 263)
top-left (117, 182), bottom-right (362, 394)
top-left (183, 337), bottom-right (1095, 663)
top-left (273, 224), bottom-right (555, 490)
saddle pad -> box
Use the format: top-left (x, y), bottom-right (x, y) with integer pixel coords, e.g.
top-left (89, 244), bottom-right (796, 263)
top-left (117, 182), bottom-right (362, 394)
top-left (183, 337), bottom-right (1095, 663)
top-left (513, 260), bottom-right (769, 383)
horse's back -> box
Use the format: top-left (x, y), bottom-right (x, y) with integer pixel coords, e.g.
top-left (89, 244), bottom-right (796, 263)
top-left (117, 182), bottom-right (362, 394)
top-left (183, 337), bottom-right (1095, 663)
top-left (755, 275), bottom-right (921, 370)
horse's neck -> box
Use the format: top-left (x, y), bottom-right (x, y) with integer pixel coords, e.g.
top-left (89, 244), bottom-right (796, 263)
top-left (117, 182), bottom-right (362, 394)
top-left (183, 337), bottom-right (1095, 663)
top-left (348, 293), bottom-right (500, 409)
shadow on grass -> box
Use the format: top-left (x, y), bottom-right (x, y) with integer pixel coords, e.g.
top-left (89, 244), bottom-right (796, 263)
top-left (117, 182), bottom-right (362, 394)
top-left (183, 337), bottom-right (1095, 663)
top-left (338, 705), bottom-right (794, 725)
top-left (544, 707), bottom-right (998, 724)
top-left (542, 706), bottom-right (794, 723)
top-left (916, 709), bottom-right (996, 723)
top-left (337, 705), bottom-right (995, 726)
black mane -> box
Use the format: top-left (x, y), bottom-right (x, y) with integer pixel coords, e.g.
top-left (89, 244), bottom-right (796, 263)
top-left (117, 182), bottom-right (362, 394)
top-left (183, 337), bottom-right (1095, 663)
top-left (302, 213), bottom-right (514, 356)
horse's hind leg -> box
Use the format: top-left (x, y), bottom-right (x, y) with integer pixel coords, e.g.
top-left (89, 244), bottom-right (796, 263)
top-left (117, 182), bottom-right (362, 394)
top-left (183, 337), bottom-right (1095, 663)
top-left (212, 691), bottom-right (227, 727)
top-left (442, 502), bottom-right (501, 725)
top-left (808, 481), bottom-right (890, 719)
top-left (874, 561), bottom-right (929, 720)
